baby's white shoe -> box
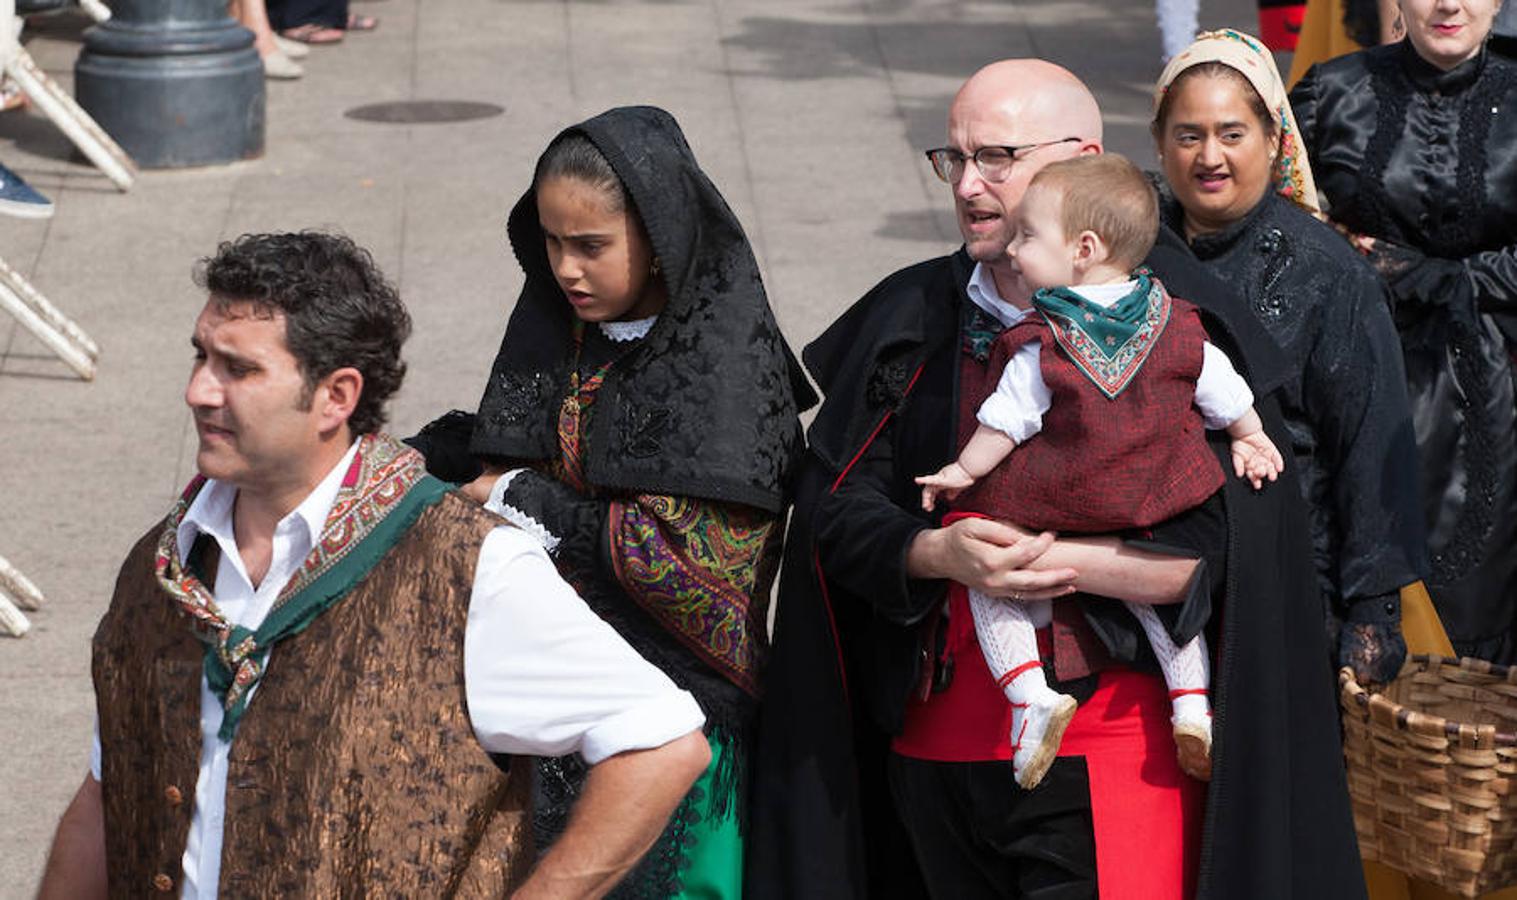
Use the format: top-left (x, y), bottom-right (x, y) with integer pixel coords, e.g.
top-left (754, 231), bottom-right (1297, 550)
top-left (1011, 690), bottom-right (1078, 789)
top-left (1171, 700), bottom-right (1213, 782)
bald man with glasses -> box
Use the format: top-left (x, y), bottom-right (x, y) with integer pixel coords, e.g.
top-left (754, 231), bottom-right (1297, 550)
top-left (748, 58), bottom-right (1365, 900)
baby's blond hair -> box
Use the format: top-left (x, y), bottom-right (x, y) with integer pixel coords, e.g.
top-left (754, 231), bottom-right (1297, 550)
top-left (1028, 155), bottom-right (1158, 271)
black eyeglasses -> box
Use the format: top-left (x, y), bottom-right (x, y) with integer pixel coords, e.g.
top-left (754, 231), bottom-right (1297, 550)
top-left (924, 138), bottom-right (1082, 184)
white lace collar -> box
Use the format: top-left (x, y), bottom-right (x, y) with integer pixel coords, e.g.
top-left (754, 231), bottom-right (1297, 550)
top-left (598, 316), bottom-right (658, 342)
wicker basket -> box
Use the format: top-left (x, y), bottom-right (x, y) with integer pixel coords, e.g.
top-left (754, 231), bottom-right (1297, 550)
top-left (1340, 655), bottom-right (1517, 897)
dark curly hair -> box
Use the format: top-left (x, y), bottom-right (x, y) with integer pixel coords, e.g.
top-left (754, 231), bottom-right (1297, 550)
top-left (194, 231), bottom-right (410, 436)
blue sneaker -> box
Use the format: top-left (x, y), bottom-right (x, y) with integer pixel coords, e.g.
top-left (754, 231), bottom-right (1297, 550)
top-left (0, 161), bottom-right (54, 219)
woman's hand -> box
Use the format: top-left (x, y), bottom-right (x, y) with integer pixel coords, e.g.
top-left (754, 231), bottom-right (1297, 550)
top-left (1339, 592), bottom-right (1407, 686)
top-left (1361, 236), bottom-right (1425, 282)
top-left (460, 465), bottom-right (510, 505)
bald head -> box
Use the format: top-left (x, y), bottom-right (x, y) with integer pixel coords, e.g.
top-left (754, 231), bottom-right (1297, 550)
top-left (951, 60), bottom-right (1103, 149)
top-left (944, 60), bottom-right (1104, 294)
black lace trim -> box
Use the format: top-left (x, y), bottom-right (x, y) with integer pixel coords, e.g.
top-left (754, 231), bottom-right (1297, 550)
top-left (1430, 320), bottom-right (1505, 584)
top-left (532, 741), bottom-right (740, 899)
top-left (1356, 51), bottom-right (1412, 242)
top-left (1442, 61), bottom-right (1513, 259)
top-left (533, 755), bottom-right (692, 899)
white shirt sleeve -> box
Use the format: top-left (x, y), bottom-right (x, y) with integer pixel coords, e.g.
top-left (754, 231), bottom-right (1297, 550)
top-left (1194, 341), bottom-right (1256, 429)
top-left (464, 526), bottom-right (706, 765)
top-left (976, 343), bottom-right (1051, 443)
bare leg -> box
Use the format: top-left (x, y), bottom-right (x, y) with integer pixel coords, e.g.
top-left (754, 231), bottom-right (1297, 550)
top-left (231, 0), bottom-right (305, 77)
top-left (229, 0), bottom-right (275, 57)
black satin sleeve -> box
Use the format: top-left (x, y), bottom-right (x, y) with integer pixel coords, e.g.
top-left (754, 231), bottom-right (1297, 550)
top-left (1469, 244), bottom-right (1517, 320)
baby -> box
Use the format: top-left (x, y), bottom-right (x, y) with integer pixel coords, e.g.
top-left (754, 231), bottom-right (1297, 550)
top-left (917, 154), bottom-right (1283, 789)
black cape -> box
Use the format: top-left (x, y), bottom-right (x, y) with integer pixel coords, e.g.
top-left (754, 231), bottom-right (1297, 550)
top-left (746, 243), bottom-right (1366, 899)
top-left (471, 105), bottom-right (815, 514)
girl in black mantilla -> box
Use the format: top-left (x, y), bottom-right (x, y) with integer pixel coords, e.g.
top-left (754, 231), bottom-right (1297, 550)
top-left (411, 106), bottom-right (814, 897)
top-left (1290, 0), bottom-right (1517, 663)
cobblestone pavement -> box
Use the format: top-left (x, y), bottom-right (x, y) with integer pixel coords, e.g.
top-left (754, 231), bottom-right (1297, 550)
top-left (0, 0), bottom-right (1263, 892)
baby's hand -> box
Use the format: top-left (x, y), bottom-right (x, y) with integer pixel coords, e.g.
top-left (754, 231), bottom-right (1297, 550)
top-left (916, 463), bottom-right (976, 511)
top-left (1230, 430), bottom-right (1285, 490)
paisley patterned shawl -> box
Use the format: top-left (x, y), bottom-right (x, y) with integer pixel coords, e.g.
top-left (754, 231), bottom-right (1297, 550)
top-left (1033, 272), bottom-right (1172, 400)
top-left (609, 494), bottom-right (777, 696)
top-left (1155, 28), bottom-right (1324, 218)
top-left (155, 434), bottom-right (450, 739)
top-left (545, 321), bottom-right (776, 695)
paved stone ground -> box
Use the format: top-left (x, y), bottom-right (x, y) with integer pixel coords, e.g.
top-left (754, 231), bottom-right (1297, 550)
top-left (0, 0), bottom-right (1266, 892)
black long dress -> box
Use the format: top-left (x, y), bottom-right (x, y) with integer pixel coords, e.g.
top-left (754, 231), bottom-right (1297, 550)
top-left (1292, 41), bottom-right (1517, 661)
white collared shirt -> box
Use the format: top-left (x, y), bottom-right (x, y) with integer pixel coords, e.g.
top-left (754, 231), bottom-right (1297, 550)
top-left (90, 441), bottom-right (705, 899)
top-left (965, 261), bottom-right (1034, 329)
top-left (974, 278), bottom-right (1254, 441)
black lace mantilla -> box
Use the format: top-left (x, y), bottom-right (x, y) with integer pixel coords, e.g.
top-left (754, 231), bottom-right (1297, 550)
top-left (469, 107), bottom-right (815, 515)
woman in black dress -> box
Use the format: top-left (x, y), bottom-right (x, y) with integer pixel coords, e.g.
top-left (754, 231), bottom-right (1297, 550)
top-left (1153, 29), bottom-right (1426, 681)
top-left (1291, 0), bottom-right (1517, 662)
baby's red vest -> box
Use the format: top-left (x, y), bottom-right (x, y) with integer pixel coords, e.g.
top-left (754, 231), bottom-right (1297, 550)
top-left (955, 294), bottom-right (1226, 533)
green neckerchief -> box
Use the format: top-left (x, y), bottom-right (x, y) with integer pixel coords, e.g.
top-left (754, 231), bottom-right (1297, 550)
top-left (155, 433), bottom-right (450, 740)
top-left (1032, 269), bottom-right (1171, 399)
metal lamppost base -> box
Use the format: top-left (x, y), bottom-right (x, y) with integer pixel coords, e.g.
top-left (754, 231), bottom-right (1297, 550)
top-left (75, 2), bottom-right (264, 169)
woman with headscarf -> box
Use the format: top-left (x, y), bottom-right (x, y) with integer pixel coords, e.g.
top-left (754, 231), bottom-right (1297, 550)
top-left (411, 105), bottom-right (815, 898)
top-left (1289, 0), bottom-right (1517, 666)
top-left (1153, 29), bottom-right (1426, 690)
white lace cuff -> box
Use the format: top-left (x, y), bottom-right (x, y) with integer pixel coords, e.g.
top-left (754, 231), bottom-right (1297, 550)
top-left (484, 469), bottom-right (562, 554)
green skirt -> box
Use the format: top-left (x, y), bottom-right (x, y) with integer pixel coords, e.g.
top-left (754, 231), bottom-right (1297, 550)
top-left (669, 732), bottom-right (744, 899)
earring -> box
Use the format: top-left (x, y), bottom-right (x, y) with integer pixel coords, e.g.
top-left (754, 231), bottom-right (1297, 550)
top-left (650, 258), bottom-right (661, 277)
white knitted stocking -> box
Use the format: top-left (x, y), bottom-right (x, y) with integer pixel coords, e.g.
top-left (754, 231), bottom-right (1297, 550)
top-left (1125, 600), bottom-right (1210, 719)
top-left (969, 588), bottom-right (1052, 705)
